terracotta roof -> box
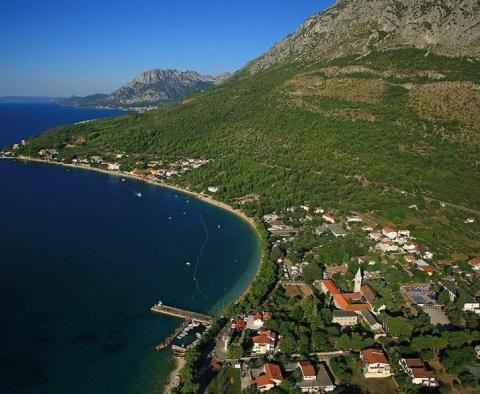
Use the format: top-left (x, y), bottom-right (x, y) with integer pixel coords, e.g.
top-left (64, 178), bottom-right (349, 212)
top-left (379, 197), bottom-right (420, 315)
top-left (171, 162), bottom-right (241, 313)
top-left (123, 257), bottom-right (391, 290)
top-left (299, 361), bottom-right (316, 378)
top-left (469, 257), bottom-right (480, 266)
top-left (322, 279), bottom-right (340, 294)
top-left (361, 348), bottom-right (389, 364)
top-left (404, 358), bottom-right (424, 368)
top-left (252, 330), bottom-right (276, 345)
top-left (411, 368), bottom-right (434, 379)
top-left (383, 227), bottom-right (396, 234)
top-left (252, 363), bottom-right (283, 387)
top-left (333, 293), bottom-right (370, 311)
top-left (360, 284), bottom-right (377, 304)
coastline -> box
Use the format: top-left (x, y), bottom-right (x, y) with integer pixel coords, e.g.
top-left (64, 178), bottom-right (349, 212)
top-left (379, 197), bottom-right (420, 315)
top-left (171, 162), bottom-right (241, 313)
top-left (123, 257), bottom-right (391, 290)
top-left (1, 155), bottom-right (263, 392)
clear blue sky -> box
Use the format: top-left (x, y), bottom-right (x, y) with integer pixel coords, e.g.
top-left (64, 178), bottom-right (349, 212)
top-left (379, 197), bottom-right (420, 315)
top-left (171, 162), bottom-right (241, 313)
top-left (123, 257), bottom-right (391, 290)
top-left (0, 0), bottom-right (334, 97)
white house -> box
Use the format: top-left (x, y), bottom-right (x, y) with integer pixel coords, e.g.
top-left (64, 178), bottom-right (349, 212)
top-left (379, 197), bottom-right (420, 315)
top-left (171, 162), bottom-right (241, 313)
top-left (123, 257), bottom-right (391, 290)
top-left (399, 358), bottom-right (438, 387)
top-left (382, 227), bottom-right (398, 240)
top-left (360, 348), bottom-right (392, 378)
top-left (252, 330), bottom-right (276, 355)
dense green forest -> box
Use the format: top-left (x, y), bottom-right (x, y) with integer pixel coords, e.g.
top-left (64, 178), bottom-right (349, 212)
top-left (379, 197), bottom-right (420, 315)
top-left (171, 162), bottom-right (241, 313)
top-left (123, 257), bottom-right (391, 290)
top-left (9, 48), bottom-right (480, 257)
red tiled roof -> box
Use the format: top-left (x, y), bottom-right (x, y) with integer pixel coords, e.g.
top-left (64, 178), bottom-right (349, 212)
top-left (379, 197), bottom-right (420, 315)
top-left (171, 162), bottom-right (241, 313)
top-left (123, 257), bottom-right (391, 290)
top-left (322, 279), bottom-right (340, 294)
top-left (361, 348), bottom-right (389, 364)
top-left (299, 361), bottom-right (316, 378)
top-left (383, 227), bottom-right (396, 234)
top-left (404, 358), bottom-right (424, 368)
top-left (252, 363), bottom-right (283, 387)
top-left (411, 368), bottom-right (434, 379)
top-left (469, 257), bottom-right (480, 266)
top-left (265, 363), bottom-right (283, 381)
top-left (252, 330), bottom-right (276, 344)
top-left (333, 293), bottom-right (370, 311)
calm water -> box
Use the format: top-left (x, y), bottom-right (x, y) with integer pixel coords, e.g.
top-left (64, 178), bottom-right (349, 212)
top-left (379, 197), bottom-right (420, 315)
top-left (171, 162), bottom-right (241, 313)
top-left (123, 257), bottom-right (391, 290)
top-left (0, 104), bottom-right (260, 393)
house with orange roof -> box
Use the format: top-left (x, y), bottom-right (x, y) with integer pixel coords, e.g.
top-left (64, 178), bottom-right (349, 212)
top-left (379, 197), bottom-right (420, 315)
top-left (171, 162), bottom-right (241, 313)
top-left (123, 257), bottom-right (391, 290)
top-left (469, 257), bottom-right (480, 271)
top-left (360, 348), bottom-right (392, 378)
top-left (382, 227), bottom-right (398, 239)
top-left (252, 330), bottom-right (277, 355)
top-left (250, 363), bottom-right (283, 392)
top-left (399, 358), bottom-right (438, 387)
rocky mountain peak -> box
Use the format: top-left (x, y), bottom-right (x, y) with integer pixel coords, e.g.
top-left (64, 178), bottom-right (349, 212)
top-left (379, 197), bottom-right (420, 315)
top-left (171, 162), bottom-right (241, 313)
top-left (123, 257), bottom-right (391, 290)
top-left (245, 0), bottom-right (480, 74)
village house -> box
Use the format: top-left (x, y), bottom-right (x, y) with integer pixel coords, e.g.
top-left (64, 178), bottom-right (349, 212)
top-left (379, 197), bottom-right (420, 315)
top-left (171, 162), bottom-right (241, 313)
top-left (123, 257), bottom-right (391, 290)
top-left (399, 358), bottom-right (438, 387)
top-left (368, 232), bottom-right (382, 241)
top-left (252, 330), bottom-right (277, 355)
top-left (322, 213), bottom-right (336, 224)
top-left (250, 363), bottom-right (284, 392)
top-left (207, 186), bottom-right (219, 193)
top-left (332, 310), bottom-right (358, 327)
top-left (246, 312), bottom-right (264, 330)
top-left (360, 348), bottom-right (392, 378)
top-left (382, 227), bottom-right (398, 240)
top-left (106, 163), bottom-right (120, 171)
top-left (469, 257), bottom-right (480, 271)
top-left (323, 265), bottom-right (348, 279)
top-left (296, 362), bottom-right (336, 393)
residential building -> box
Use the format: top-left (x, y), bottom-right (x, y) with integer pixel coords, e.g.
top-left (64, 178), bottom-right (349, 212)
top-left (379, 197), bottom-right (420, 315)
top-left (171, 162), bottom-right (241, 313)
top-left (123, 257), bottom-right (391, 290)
top-left (252, 330), bottom-right (276, 355)
top-left (296, 363), bottom-right (335, 393)
top-left (360, 348), bottom-right (392, 378)
top-left (323, 265), bottom-right (348, 279)
top-left (399, 358), bottom-right (438, 387)
top-left (322, 213), bottom-right (335, 224)
top-left (250, 363), bottom-right (284, 392)
top-left (382, 227), bottom-right (398, 240)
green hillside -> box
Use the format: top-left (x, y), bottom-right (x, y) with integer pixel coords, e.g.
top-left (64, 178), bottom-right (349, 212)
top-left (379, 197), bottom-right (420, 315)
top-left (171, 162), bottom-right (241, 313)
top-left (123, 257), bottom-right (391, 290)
top-left (9, 48), bottom-right (480, 256)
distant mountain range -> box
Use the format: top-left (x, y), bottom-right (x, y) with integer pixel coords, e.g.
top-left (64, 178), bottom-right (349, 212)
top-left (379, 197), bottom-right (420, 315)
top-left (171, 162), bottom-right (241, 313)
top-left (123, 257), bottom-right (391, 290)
top-left (0, 96), bottom-right (60, 104)
top-left (59, 69), bottom-right (231, 109)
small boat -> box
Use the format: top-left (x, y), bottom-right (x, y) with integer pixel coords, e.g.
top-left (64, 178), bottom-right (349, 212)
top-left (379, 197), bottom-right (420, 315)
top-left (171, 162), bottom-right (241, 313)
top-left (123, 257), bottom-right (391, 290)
top-left (136, 192), bottom-right (142, 197)
top-left (217, 225), bottom-right (221, 228)
top-left (121, 178), bottom-right (126, 182)
top-left (168, 216), bottom-right (172, 220)
top-left (186, 262), bottom-right (191, 266)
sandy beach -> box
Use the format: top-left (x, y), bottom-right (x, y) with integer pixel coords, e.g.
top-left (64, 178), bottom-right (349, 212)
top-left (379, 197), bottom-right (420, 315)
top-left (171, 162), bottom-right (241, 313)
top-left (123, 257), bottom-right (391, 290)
top-left (163, 356), bottom-right (186, 394)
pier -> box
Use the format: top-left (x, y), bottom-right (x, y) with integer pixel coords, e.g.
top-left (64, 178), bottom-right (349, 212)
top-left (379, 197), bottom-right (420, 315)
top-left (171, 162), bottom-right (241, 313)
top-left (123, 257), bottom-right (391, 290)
top-left (154, 320), bottom-right (190, 351)
top-left (150, 302), bottom-right (215, 324)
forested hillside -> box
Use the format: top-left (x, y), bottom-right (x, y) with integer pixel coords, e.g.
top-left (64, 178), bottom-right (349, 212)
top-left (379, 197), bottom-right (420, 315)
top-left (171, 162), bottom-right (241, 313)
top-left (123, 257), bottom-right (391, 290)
top-left (11, 47), bottom-right (480, 257)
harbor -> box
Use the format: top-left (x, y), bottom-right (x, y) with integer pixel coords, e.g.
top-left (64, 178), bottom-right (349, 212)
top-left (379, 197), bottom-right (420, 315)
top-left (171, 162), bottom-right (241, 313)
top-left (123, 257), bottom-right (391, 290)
top-left (151, 301), bottom-right (215, 352)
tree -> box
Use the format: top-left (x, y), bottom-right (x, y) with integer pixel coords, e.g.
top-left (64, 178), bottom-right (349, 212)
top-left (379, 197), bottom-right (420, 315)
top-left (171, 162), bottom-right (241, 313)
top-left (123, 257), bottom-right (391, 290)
top-left (438, 289), bottom-right (450, 305)
top-left (441, 347), bottom-right (476, 374)
top-left (303, 261), bottom-right (323, 284)
top-left (228, 343), bottom-right (244, 359)
top-left (385, 316), bottom-right (413, 338)
top-left (336, 334), bottom-right (351, 351)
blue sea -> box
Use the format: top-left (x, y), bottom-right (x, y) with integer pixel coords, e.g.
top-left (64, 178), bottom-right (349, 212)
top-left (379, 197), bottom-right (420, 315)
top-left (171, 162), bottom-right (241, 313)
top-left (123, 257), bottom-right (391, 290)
top-left (0, 103), bottom-right (260, 393)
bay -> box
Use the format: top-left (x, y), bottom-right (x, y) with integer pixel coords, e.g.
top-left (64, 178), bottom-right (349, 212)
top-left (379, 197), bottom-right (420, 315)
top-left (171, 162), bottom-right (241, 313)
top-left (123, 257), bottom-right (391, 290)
top-left (0, 103), bottom-right (260, 393)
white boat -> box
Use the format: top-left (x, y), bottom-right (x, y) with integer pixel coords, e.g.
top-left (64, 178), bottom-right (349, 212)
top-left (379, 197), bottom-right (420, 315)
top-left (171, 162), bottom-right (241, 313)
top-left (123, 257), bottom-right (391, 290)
top-left (136, 192), bottom-right (142, 197)
top-left (186, 262), bottom-right (191, 266)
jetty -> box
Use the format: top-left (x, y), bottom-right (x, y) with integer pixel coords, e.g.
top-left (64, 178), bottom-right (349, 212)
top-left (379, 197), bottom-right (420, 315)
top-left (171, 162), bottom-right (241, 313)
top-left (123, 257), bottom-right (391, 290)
top-left (150, 302), bottom-right (215, 324)
top-left (155, 320), bottom-right (190, 351)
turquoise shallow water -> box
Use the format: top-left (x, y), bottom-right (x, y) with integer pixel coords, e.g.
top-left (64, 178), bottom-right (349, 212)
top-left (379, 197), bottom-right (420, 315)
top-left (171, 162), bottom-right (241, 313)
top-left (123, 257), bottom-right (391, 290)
top-left (0, 104), bottom-right (260, 393)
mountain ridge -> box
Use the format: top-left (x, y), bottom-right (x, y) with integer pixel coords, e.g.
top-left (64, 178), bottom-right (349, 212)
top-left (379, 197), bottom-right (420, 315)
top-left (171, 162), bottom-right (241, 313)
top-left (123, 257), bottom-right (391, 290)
top-left (245, 0), bottom-right (480, 74)
top-left (60, 68), bottom-right (231, 109)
